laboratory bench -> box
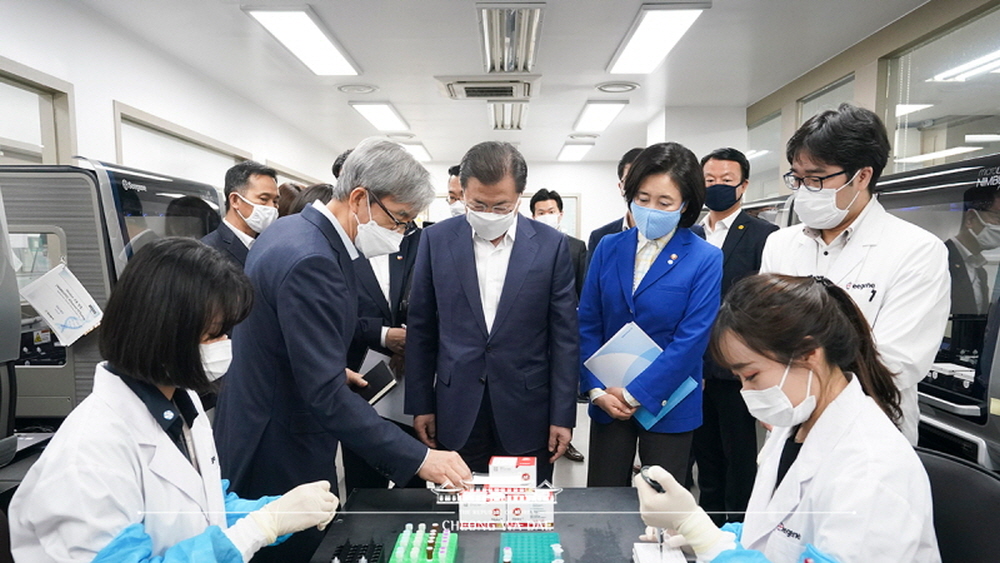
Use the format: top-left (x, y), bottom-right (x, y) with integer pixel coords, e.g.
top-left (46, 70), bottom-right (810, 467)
top-left (310, 487), bottom-right (651, 563)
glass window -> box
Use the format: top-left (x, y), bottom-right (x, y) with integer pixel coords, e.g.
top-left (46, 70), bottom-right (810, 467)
top-left (120, 120), bottom-right (239, 191)
top-left (745, 113), bottom-right (783, 202)
top-left (799, 75), bottom-right (854, 125)
top-left (887, 7), bottom-right (1000, 174)
top-left (0, 77), bottom-right (44, 164)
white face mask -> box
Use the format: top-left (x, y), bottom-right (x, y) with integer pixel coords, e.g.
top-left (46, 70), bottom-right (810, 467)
top-left (449, 200), bottom-right (467, 217)
top-left (467, 205), bottom-right (518, 241)
top-left (740, 363), bottom-right (817, 428)
top-left (354, 198), bottom-right (405, 258)
top-left (200, 339), bottom-right (232, 382)
top-left (793, 170), bottom-right (861, 230)
top-left (234, 192), bottom-right (278, 234)
top-left (973, 209), bottom-right (1000, 250)
top-left (534, 213), bottom-right (561, 230)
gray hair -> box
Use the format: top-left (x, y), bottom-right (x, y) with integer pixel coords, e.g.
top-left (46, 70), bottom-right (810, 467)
top-left (333, 138), bottom-right (434, 211)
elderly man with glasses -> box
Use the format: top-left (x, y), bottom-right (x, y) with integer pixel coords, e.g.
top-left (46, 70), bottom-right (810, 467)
top-left (214, 138), bottom-right (471, 563)
top-left (760, 103), bottom-right (950, 445)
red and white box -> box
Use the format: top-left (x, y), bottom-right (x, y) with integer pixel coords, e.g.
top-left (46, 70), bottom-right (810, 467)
top-left (489, 456), bottom-right (536, 486)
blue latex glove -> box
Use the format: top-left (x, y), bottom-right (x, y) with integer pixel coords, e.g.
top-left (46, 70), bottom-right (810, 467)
top-left (92, 523), bottom-right (243, 563)
top-left (710, 521), bottom-right (839, 563)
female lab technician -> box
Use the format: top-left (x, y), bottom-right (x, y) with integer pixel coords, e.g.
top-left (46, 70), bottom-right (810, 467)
top-left (9, 238), bottom-right (339, 562)
top-left (635, 274), bottom-right (939, 562)
top-left (580, 142), bottom-right (722, 485)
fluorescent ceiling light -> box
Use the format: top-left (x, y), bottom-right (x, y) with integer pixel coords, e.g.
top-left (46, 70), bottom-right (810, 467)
top-left (895, 104), bottom-right (933, 117)
top-left (609, 4), bottom-right (709, 74)
top-left (895, 146), bottom-right (982, 164)
top-left (478, 4), bottom-right (544, 73)
top-left (966, 134), bottom-right (1000, 143)
top-left (350, 102), bottom-right (409, 131)
top-left (247, 9), bottom-right (358, 76)
top-left (573, 101), bottom-right (628, 132)
top-left (489, 101), bottom-right (528, 130)
top-left (558, 144), bottom-right (594, 162)
top-left (402, 143), bottom-right (431, 162)
top-left (744, 149), bottom-right (769, 160)
top-left (929, 48), bottom-right (1000, 82)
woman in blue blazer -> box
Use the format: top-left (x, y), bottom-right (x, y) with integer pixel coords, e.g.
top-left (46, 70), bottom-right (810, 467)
top-left (580, 142), bottom-right (723, 486)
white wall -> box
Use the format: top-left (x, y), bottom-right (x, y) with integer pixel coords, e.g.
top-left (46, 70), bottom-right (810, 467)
top-left (649, 107), bottom-right (749, 160)
top-left (0, 0), bottom-right (337, 183)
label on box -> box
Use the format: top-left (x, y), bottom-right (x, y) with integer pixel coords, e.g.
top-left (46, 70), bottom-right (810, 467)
top-left (489, 455), bottom-right (536, 485)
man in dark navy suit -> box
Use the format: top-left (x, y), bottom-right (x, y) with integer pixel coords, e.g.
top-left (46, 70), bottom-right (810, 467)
top-left (200, 160), bottom-right (279, 268)
top-left (214, 139), bottom-right (470, 562)
top-left (405, 142), bottom-right (579, 485)
top-left (589, 147), bottom-right (704, 264)
top-left (692, 147), bottom-right (778, 526)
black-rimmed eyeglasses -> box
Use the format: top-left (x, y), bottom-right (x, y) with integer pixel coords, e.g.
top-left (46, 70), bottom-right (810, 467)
top-left (782, 170), bottom-right (848, 192)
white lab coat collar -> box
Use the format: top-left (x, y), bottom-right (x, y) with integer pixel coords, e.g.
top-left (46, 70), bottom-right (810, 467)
top-left (94, 364), bottom-right (226, 528)
top-left (794, 198), bottom-right (887, 284)
top-left (741, 376), bottom-right (864, 548)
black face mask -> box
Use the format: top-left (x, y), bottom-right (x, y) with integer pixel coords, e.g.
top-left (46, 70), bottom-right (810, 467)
top-left (705, 183), bottom-right (743, 212)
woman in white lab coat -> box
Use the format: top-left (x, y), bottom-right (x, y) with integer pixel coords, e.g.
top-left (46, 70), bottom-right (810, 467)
top-left (635, 274), bottom-right (940, 562)
top-left (9, 238), bottom-right (339, 563)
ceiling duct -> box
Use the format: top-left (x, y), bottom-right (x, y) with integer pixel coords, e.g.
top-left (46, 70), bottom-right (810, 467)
top-left (489, 100), bottom-right (528, 130)
top-left (437, 75), bottom-right (540, 100)
top-left (478, 3), bottom-right (544, 73)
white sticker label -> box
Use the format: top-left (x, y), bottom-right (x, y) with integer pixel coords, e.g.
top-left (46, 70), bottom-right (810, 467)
top-left (20, 264), bottom-right (102, 347)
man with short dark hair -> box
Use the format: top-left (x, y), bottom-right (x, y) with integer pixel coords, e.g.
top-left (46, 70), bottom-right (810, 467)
top-left (761, 103), bottom-right (950, 444)
top-left (332, 149), bottom-right (352, 179)
top-left (693, 147), bottom-right (777, 525)
top-left (201, 160), bottom-right (279, 268)
top-left (446, 164), bottom-right (465, 217)
top-left (530, 188), bottom-right (587, 296)
top-left (406, 141), bottom-right (579, 484)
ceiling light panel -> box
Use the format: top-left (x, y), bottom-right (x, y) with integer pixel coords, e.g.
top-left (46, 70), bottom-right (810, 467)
top-left (609, 3), bottom-right (709, 74)
top-left (966, 134), bottom-right (1000, 143)
top-left (929, 48), bottom-right (1000, 82)
top-left (895, 104), bottom-right (933, 117)
top-left (402, 143), bottom-right (432, 162)
top-left (574, 101), bottom-right (628, 132)
top-left (489, 101), bottom-right (528, 130)
top-left (478, 3), bottom-right (544, 73)
top-left (246, 9), bottom-right (358, 76)
top-left (558, 144), bottom-right (594, 162)
top-left (350, 102), bottom-right (409, 131)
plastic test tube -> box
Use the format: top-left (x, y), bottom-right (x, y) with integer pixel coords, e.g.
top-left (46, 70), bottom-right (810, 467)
top-left (502, 546), bottom-right (513, 563)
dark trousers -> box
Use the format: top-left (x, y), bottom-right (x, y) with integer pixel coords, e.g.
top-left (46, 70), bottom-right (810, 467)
top-left (342, 419), bottom-right (426, 498)
top-left (587, 417), bottom-right (692, 487)
top-left (457, 387), bottom-right (554, 485)
top-left (692, 379), bottom-right (758, 525)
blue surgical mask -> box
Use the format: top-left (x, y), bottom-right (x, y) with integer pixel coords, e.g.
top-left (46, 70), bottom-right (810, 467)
top-left (630, 201), bottom-right (684, 240)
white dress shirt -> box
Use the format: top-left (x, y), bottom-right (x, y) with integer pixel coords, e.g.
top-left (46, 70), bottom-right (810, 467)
top-left (369, 252), bottom-right (393, 347)
top-left (473, 220), bottom-right (517, 333)
top-left (223, 218), bottom-right (256, 250)
top-left (700, 208), bottom-right (741, 249)
top-left (799, 199), bottom-right (874, 276)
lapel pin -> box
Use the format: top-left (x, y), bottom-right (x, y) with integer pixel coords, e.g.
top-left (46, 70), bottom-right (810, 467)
top-left (667, 260), bottom-right (674, 265)
top-left (670, 254), bottom-right (678, 260)
top-left (738, 225), bottom-right (745, 230)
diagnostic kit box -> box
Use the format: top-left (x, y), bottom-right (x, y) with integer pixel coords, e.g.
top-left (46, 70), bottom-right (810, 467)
top-left (456, 457), bottom-right (555, 531)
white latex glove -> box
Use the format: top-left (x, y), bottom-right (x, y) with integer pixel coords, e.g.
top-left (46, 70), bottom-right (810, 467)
top-left (249, 480), bottom-right (339, 542)
top-left (634, 466), bottom-right (731, 557)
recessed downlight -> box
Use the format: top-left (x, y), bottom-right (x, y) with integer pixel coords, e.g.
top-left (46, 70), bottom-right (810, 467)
top-left (569, 133), bottom-right (599, 140)
top-left (596, 81), bottom-right (639, 93)
top-left (338, 84), bottom-right (379, 94)
top-left (387, 132), bottom-right (416, 140)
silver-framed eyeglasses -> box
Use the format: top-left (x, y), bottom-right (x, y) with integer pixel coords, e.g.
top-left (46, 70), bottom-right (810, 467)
top-left (782, 169), bottom-right (849, 192)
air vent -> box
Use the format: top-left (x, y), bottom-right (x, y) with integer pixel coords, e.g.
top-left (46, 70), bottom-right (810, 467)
top-left (437, 75), bottom-right (540, 100)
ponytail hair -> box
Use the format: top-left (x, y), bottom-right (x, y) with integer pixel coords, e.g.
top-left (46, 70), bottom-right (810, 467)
top-left (709, 274), bottom-right (902, 425)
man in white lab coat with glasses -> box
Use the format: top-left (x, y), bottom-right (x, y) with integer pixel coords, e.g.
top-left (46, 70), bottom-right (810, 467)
top-left (760, 103), bottom-right (950, 444)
